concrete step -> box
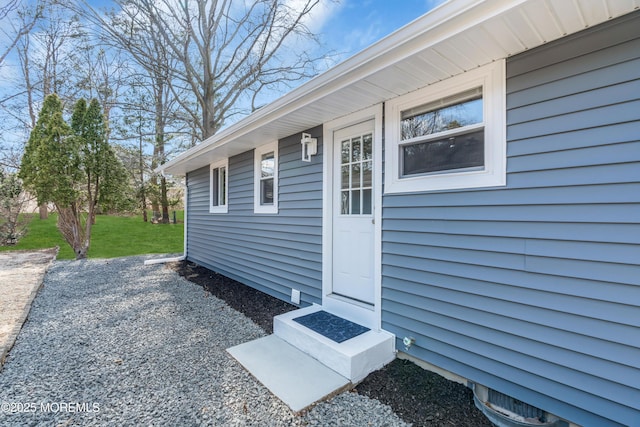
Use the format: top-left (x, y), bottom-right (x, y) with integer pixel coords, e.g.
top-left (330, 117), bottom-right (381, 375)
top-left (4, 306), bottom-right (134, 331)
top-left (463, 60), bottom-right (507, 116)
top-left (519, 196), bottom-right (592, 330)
top-left (273, 305), bottom-right (395, 383)
top-left (227, 335), bottom-right (351, 413)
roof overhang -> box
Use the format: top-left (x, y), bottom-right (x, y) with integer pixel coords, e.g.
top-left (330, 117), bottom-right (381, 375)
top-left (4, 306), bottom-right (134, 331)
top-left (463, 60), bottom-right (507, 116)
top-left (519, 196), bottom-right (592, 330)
top-left (160, 0), bottom-right (638, 176)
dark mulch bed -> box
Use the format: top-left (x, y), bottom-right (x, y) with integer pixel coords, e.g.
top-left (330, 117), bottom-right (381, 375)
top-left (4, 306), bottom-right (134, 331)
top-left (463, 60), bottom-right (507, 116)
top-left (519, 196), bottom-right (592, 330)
top-left (354, 359), bottom-right (492, 426)
top-left (170, 261), bottom-right (492, 427)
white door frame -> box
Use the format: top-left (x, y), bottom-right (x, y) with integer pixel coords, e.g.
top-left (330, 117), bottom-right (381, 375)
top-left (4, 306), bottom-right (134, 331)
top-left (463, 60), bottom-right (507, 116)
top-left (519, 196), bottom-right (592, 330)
top-left (322, 104), bottom-right (383, 331)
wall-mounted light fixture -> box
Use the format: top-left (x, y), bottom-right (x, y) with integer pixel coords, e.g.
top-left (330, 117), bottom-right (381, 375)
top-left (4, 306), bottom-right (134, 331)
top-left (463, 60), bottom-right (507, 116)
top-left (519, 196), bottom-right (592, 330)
top-left (300, 133), bottom-right (317, 162)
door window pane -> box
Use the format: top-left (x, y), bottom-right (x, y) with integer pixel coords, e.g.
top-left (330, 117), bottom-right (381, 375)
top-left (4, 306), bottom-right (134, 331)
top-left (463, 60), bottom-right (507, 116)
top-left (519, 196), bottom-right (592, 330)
top-left (351, 137), bottom-right (361, 162)
top-left (363, 161), bottom-right (372, 187)
top-left (363, 134), bottom-right (373, 160)
top-left (341, 165), bottom-right (349, 189)
top-left (351, 164), bottom-right (361, 188)
top-left (341, 191), bottom-right (349, 214)
top-left (362, 189), bottom-right (372, 215)
top-left (341, 140), bottom-right (350, 163)
top-left (351, 190), bottom-right (360, 215)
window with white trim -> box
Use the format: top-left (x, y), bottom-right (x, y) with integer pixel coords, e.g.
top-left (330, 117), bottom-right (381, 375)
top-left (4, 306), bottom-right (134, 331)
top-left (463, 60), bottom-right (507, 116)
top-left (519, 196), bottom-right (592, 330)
top-left (385, 60), bottom-right (506, 194)
top-left (210, 159), bottom-right (228, 213)
top-left (254, 141), bottom-right (278, 214)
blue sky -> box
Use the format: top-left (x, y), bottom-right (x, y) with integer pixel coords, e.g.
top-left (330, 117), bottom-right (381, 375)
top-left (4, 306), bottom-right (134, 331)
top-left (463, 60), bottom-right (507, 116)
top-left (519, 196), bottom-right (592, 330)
top-left (318, 0), bottom-right (444, 60)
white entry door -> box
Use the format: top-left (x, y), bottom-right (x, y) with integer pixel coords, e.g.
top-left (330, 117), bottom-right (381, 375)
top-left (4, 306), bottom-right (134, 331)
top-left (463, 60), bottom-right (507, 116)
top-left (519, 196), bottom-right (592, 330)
top-left (332, 120), bottom-right (375, 304)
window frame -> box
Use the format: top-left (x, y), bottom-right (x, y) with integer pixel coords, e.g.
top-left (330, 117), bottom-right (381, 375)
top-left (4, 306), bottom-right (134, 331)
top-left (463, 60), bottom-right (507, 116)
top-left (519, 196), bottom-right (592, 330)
top-left (209, 158), bottom-right (228, 214)
top-left (384, 60), bottom-right (506, 194)
top-left (253, 140), bottom-right (279, 214)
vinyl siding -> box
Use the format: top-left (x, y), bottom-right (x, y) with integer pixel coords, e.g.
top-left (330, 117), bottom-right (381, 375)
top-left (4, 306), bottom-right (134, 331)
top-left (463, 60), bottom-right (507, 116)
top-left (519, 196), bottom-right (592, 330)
top-left (186, 127), bottom-right (323, 305)
top-left (381, 12), bottom-right (640, 427)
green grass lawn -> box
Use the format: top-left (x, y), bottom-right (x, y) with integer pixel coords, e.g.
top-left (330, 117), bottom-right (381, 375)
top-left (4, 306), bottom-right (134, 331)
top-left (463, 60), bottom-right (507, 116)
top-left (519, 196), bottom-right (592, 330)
top-left (0, 211), bottom-right (184, 260)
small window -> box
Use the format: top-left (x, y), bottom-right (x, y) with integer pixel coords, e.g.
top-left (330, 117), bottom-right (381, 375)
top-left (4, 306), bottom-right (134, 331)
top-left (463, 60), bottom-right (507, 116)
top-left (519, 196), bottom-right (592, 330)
top-left (254, 141), bottom-right (278, 213)
top-left (210, 159), bottom-right (228, 213)
top-left (385, 61), bottom-right (506, 193)
top-left (401, 89), bottom-right (484, 176)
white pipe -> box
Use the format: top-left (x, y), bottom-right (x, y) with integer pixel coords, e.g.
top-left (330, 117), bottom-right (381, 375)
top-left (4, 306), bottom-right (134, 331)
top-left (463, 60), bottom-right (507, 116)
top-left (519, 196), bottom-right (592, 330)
top-left (144, 255), bottom-right (185, 266)
top-left (184, 179), bottom-right (188, 258)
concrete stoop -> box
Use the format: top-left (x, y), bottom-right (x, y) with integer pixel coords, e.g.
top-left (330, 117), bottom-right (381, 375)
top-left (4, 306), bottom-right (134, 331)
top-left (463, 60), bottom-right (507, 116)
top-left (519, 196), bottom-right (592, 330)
top-left (227, 305), bottom-right (395, 413)
top-left (274, 305), bottom-right (396, 383)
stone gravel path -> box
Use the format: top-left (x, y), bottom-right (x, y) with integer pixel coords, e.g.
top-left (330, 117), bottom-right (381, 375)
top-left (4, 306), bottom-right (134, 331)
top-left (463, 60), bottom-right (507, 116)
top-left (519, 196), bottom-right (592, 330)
top-left (0, 255), bottom-right (407, 426)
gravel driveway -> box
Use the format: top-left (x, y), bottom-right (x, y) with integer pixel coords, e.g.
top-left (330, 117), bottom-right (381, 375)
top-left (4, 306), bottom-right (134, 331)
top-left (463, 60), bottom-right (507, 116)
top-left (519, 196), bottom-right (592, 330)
top-left (0, 256), bottom-right (407, 426)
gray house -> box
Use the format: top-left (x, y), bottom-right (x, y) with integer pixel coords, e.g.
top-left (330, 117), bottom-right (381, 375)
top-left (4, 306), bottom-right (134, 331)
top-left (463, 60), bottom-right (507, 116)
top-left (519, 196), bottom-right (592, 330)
top-left (159, 1), bottom-right (640, 426)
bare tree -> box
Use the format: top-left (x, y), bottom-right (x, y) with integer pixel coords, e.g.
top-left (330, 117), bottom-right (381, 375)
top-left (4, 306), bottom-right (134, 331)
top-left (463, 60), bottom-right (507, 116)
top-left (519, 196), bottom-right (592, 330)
top-left (78, 0), bottom-right (327, 141)
top-left (75, 47), bottom-right (131, 144)
top-left (75, 1), bottom-right (192, 223)
top-left (0, 1), bottom-right (43, 173)
top-left (35, 4), bottom-right (85, 100)
top-left (142, 0), bottom-right (325, 140)
top-left (1, 1), bottom-right (83, 151)
top-left (7, 2), bottom-right (86, 219)
top-left (0, 0), bottom-right (43, 73)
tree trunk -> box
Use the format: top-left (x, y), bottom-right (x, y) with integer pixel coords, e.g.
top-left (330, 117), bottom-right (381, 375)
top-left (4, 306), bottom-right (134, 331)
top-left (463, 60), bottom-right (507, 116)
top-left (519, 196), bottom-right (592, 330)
top-left (150, 175), bottom-right (160, 221)
top-left (152, 77), bottom-right (170, 223)
top-left (39, 203), bottom-right (48, 219)
top-left (151, 198), bottom-right (160, 222)
top-left (160, 175), bottom-right (169, 224)
top-left (57, 205), bottom-right (90, 260)
top-left (202, 87), bottom-right (217, 139)
top-left (84, 203), bottom-right (94, 258)
top-left (139, 126), bottom-right (147, 222)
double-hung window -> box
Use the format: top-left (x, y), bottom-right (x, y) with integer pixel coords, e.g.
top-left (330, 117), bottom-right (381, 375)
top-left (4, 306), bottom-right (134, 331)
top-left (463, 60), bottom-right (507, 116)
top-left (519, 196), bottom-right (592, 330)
top-left (210, 159), bottom-right (228, 213)
top-left (385, 60), bottom-right (506, 193)
top-left (254, 141), bottom-right (278, 214)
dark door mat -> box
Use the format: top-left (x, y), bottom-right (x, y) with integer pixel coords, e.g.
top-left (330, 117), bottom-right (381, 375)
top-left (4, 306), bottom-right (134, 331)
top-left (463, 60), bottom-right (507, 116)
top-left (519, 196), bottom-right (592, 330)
top-left (293, 310), bottom-right (370, 343)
